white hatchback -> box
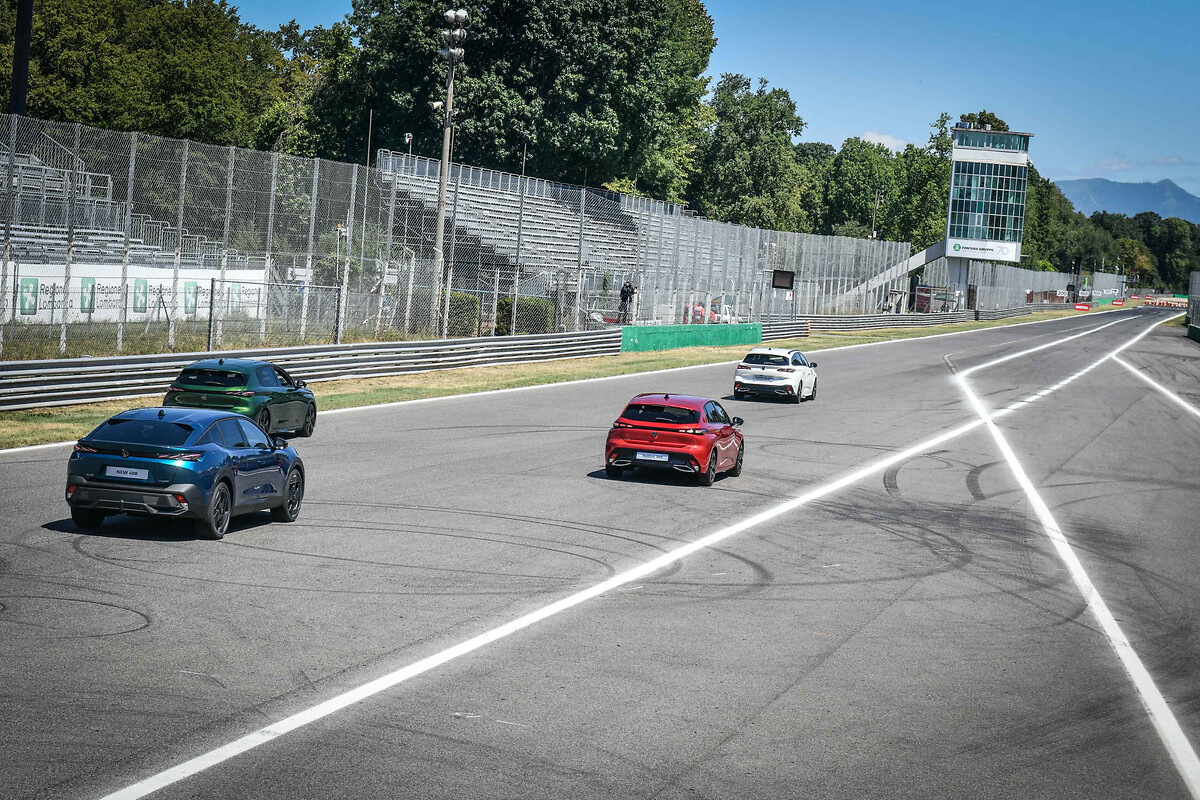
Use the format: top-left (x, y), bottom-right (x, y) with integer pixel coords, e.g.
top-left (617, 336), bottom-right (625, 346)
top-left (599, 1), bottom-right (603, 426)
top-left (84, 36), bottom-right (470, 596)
top-left (733, 347), bottom-right (817, 404)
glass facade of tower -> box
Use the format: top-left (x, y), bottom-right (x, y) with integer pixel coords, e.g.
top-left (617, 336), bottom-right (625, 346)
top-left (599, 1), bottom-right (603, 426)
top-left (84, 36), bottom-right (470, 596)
top-left (952, 130), bottom-right (1031, 151)
top-left (947, 161), bottom-right (1028, 242)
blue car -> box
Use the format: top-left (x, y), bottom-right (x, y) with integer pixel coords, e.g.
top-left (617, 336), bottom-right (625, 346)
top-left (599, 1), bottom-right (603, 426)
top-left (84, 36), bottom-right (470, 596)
top-left (65, 407), bottom-right (305, 540)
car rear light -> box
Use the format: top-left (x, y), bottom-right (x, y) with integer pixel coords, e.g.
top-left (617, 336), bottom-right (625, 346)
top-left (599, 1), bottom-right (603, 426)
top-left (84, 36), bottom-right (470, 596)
top-left (66, 485), bottom-right (77, 497)
top-left (680, 428), bottom-right (706, 435)
top-left (155, 452), bottom-right (204, 461)
top-left (777, 367), bottom-right (796, 373)
top-left (612, 421), bottom-right (633, 428)
top-left (73, 443), bottom-right (98, 453)
top-left (167, 384), bottom-right (181, 392)
top-left (736, 364), bottom-right (750, 370)
top-left (232, 390), bottom-right (256, 397)
top-left (172, 494), bottom-right (187, 504)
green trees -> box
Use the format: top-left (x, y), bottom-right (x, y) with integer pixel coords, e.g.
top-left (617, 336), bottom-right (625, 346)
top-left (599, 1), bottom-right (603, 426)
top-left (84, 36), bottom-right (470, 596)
top-left (0, 0), bottom-right (287, 146)
top-left (685, 75), bottom-right (812, 231)
top-left (302, 0), bottom-right (715, 190)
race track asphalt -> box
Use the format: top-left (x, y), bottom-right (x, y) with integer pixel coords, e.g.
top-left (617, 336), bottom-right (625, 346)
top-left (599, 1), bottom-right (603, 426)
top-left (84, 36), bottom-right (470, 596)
top-left (2, 307), bottom-right (1198, 800)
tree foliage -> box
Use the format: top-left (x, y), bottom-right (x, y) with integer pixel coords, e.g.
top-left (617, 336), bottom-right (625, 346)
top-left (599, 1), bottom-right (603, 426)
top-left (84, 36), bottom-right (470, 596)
top-left (0, 0), bottom-right (287, 146)
top-left (685, 74), bottom-right (812, 231)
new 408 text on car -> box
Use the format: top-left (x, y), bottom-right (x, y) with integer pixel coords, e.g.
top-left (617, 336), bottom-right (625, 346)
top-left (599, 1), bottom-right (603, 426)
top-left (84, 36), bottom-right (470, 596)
top-left (605, 394), bottom-right (744, 486)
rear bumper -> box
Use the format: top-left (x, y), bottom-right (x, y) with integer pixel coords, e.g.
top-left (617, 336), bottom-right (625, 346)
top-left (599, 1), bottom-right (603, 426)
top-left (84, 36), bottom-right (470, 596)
top-left (606, 447), bottom-right (701, 473)
top-left (735, 379), bottom-right (796, 396)
top-left (65, 477), bottom-right (206, 518)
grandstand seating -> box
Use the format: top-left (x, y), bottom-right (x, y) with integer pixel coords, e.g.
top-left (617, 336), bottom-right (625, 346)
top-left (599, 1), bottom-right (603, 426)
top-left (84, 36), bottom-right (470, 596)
top-left (0, 141), bottom-right (255, 269)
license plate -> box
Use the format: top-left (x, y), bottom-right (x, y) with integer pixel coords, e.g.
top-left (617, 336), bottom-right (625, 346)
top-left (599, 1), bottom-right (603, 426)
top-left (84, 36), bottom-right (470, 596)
top-left (105, 466), bottom-right (149, 480)
top-left (636, 452), bottom-right (669, 462)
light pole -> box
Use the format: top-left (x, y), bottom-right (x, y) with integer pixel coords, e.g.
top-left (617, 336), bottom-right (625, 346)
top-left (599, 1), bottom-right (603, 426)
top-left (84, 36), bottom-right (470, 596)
top-left (431, 8), bottom-right (467, 337)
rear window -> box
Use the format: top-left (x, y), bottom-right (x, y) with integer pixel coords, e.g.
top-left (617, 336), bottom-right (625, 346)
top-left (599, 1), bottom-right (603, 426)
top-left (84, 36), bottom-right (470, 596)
top-left (621, 404), bottom-right (699, 425)
top-left (86, 418), bottom-right (194, 446)
top-left (177, 368), bottom-right (246, 388)
top-left (743, 353), bottom-right (789, 366)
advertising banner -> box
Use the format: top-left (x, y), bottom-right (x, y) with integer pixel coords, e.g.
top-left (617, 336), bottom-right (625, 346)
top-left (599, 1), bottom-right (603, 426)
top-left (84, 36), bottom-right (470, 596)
top-left (946, 239), bottom-right (1021, 263)
top-left (80, 278), bottom-right (96, 314)
top-left (1, 264), bottom-right (266, 323)
top-left (19, 278), bottom-right (38, 315)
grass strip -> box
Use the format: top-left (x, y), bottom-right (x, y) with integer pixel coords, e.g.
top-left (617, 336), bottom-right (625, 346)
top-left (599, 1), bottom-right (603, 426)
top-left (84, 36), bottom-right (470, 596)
top-left (0, 306), bottom-right (1141, 450)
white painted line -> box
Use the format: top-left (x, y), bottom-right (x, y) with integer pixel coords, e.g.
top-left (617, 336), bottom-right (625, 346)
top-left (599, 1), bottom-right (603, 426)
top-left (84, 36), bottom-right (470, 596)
top-left (956, 317), bottom-right (1200, 798)
top-left (0, 439), bottom-right (75, 454)
top-left (96, 309), bottom-right (1157, 799)
top-left (1111, 356), bottom-right (1200, 422)
top-left (957, 317), bottom-right (1129, 378)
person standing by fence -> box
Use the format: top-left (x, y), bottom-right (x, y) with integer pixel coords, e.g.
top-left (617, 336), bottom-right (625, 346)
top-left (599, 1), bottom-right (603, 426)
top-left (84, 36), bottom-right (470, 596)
top-left (618, 280), bottom-right (636, 324)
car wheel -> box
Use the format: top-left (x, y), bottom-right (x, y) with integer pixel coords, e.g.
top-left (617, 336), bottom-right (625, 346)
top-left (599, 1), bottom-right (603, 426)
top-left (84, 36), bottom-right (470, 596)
top-left (809, 380), bottom-right (817, 401)
top-left (298, 403), bottom-right (317, 437)
top-left (271, 467), bottom-right (305, 522)
top-left (790, 386), bottom-right (802, 404)
top-left (697, 451), bottom-right (717, 486)
top-left (71, 507), bottom-right (105, 530)
top-left (605, 464), bottom-right (624, 479)
top-left (729, 444), bottom-right (743, 477)
top-left (733, 390), bottom-right (745, 401)
top-left (256, 406), bottom-right (271, 434)
top-left (194, 481), bottom-right (231, 540)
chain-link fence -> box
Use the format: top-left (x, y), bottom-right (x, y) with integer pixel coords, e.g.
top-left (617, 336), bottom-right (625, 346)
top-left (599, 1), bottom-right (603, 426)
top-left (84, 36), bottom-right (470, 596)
top-left (924, 258), bottom-right (1128, 310)
top-left (1, 112), bottom-right (924, 359)
top-left (1188, 271), bottom-right (1199, 326)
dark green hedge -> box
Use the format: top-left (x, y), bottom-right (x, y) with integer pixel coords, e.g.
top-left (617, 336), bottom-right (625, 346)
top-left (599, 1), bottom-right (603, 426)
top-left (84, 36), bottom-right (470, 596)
top-left (495, 296), bottom-right (556, 336)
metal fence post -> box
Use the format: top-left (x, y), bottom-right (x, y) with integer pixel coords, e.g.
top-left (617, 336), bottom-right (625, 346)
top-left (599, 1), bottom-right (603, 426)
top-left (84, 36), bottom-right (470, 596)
top-left (377, 171), bottom-right (398, 334)
top-left (167, 138), bottom-right (188, 350)
top-left (337, 165), bottom-right (358, 344)
top-left (265, 152), bottom-right (278, 274)
top-left (116, 131), bottom-right (136, 353)
top-left (60, 122), bottom-right (81, 356)
top-left (206, 277), bottom-right (216, 351)
top-left (0, 116), bottom-right (17, 357)
top-left (574, 186), bottom-right (586, 331)
top-left (218, 145), bottom-right (234, 347)
top-left (300, 158), bottom-right (319, 341)
top-left (510, 174), bottom-right (526, 336)
top-left (490, 268), bottom-right (499, 335)
top-left (669, 211), bottom-right (682, 323)
top-left (440, 178), bottom-right (460, 338)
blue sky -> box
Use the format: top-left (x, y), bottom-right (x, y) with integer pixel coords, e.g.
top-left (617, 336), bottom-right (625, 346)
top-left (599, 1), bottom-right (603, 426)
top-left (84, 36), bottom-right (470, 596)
top-left (235, 0), bottom-right (1200, 195)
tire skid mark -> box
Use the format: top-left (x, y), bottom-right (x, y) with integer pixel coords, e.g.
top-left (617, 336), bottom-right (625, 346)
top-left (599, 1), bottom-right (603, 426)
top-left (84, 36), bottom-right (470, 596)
top-left (0, 594), bottom-right (151, 640)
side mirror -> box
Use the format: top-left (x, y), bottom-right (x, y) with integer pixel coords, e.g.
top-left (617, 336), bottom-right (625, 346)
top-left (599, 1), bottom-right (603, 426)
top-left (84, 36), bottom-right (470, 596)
top-left (810, 362), bottom-right (818, 368)
top-left (272, 437), bottom-right (288, 450)
top-left (295, 380), bottom-right (307, 388)
top-left (732, 417), bottom-right (744, 427)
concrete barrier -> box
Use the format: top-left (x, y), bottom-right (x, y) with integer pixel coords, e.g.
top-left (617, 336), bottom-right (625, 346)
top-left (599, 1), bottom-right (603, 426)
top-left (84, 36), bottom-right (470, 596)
top-left (620, 323), bottom-right (762, 353)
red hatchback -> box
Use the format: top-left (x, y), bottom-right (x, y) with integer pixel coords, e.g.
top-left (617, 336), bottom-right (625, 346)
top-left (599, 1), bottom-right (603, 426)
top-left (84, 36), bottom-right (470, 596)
top-left (605, 393), bottom-right (744, 486)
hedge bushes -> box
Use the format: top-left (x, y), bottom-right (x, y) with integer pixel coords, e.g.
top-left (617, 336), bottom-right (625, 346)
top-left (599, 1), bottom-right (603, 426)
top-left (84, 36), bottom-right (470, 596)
top-left (495, 296), bottom-right (556, 336)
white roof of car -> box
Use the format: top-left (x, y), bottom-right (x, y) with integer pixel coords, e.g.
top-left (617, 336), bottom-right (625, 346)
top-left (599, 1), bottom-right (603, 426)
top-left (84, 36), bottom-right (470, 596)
top-left (746, 347), bottom-right (797, 356)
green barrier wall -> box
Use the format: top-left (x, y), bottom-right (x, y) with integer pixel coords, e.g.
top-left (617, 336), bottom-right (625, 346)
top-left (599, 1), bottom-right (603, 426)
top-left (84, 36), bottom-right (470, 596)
top-left (1189, 324), bottom-right (1200, 344)
top-left (621, 323), bottom-right (763, 352)
top-left (1095, 298), bottom-right (1113, 305)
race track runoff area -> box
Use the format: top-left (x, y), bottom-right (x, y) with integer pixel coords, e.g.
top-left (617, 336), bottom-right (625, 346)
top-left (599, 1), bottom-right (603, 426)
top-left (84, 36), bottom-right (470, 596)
top-left (3, 307), bottom-right (1200, 800)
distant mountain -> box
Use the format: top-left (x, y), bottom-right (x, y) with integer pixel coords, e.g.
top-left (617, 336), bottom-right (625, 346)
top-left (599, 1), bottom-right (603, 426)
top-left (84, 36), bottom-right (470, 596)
top-left (1054, 178), bottom-right (1200, 224)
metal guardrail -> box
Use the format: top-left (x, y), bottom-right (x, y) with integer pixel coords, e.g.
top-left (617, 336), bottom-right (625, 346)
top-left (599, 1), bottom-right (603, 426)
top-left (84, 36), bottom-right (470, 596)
top-left (975, 307), bottom-right (1032, 321)
top-left (761, 320), bottom-right (811, 340)
top-left (0, 329), bottom-right (622, 410)
top-left (780, 312), bottom-right (973, 331)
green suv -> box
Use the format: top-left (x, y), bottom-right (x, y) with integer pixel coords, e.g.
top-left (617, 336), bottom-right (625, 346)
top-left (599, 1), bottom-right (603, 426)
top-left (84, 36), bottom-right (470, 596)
top-left (163, 358), bottom-right (317, 437)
